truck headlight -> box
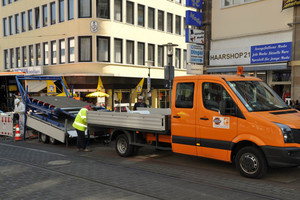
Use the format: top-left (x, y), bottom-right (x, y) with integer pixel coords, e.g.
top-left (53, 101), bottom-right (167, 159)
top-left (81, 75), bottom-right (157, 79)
top-left (274, 123), bottom-right (294, 143)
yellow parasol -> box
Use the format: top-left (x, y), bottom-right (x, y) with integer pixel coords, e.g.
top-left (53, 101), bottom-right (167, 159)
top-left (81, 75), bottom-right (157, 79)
top-left (86, 91), bottom-right (110, 98)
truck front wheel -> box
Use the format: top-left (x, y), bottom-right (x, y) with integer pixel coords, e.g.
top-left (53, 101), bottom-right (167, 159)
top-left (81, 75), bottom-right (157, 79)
top-left (115, 134), bottom-right (134, 157)
top-left (235, 146), bottom-right (267, 178)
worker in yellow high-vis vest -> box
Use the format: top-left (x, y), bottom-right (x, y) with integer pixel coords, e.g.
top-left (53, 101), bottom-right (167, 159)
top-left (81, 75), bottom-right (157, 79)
top-left (73, 105), bottom-right (93, 152)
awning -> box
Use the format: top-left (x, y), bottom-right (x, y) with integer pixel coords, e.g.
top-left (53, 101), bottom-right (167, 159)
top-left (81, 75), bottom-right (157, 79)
top-left (206, 63), bottom-right (288, 73)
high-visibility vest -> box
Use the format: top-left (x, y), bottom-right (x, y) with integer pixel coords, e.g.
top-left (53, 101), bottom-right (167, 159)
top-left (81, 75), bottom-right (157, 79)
top-left (72, 108), bottom-right (88, 131)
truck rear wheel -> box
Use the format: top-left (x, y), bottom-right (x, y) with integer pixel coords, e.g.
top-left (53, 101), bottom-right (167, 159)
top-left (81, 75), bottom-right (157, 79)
top-left (235, 146), bottom-right (267, 178)
top-left (39, 133), bottom-right (49, 144)
top-left (49, 137), bottom-right (57, 145)
top-left (115, 134), bottom-right (134, 157)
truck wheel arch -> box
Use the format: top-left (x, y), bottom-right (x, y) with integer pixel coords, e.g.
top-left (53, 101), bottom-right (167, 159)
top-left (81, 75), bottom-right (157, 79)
top-left (111, 129), bottom-right (133, 144)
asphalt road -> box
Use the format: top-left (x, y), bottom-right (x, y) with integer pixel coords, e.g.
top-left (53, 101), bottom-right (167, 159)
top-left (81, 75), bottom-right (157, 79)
top-left (0, 138), bottom-right (300, 200)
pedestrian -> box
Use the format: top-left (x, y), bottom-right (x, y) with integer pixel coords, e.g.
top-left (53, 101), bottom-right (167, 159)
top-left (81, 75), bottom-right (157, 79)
top-left (14, 98), bottom-right (25, 137)
top-left (72, 105), bottom-right (93, 152)
top-left (133, 96), bottom-right (147, 110)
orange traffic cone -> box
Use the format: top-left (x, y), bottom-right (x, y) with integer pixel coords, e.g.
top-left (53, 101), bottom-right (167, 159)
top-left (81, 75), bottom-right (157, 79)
top-left (15, 124), bottom-right (22, 141)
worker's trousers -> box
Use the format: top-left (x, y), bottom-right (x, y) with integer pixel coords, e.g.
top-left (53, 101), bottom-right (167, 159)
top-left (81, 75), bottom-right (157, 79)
top-left (76, 129), bottom-right (86, 149)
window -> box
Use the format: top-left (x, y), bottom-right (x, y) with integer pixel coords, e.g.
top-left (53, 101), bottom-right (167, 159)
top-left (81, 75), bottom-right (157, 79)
top-left (15, 14), bottom-right (20, 34)
top-left (68, 37), bottom-right (75, 63)
top-left (42, 5), bottom-right (48, 27)
top-left (202, 82), bottom-right (231, 112)
top-left (175, 15), bottom-right (181, 35)
top-left (79, 36), bottom-right (92, 62)
top-left (10, 49), bottom-right (14, 68)
top-left (97, 36), bottom-right (110, 62)
top-left (126, 1), bottom-right (134, 24)
top-left (175, 48), bottom-right (181, 68)
top-left (29, 45), bottom-right (33, 66)
top-left (158, 45), bottom-right (164, 67)
top-left (138, 42), bottom-right (145, 65)
top-left (97, 0), bottom-right (109, 19)
top-left (22, 46), bottom-right (27, 67)
top-left (9, 16), bottom-right (13, 35)
top-left (51, 41), bottom-right (57, 65)
top-left (158, 10), bottom-right (164, 31)
top-left (175, 83), bottom-right (194, 108)
top-left (222, 0), bottom-right (258, 7)
top-left (78, 0), bottom-right (91, 18)
top-left (28, 10), bottom-right (33, 30)
top-left (59, 39), bottom-right (65, 64)
top-left (148, 44), bottom-right (154, 66)
top-left (68, 0), bottom-right (74, 20)
top-left (35, 7), bottom-right (40, 29)
top-left (148, 7), bottom-right (154, 29)
top-left (4, 50), bottom-right (8, 69)
top-left (16, 47), bottom-right (20, 67)
top-left (36, 44), bottom-right (41, 66)
top-left (21, 12), bottom-right (26, 32)
top-left (50, 2), bottom-right (56, 24)
top-left (175, 0), bottom-right (181, 3)
top-left (59, 0), bottom-right (65, 22)
top-left (43, 42), bottom-right (49, 65)
top-left (114, 0), bottom-right (122, 21)
top-left (137, 4), bottom-right (144, 27)
top-left (3, 18), bottom-right (7, 36)
top-left (114, 38), bottom-right (122, 63)
top-left (183, 49), bottom-right (187, 69)
top-left (126, 40), bottom-right (134, 64)
top-left (167, 13), bottom-right (173, 33)
top-left (2, 0), bottom-right (6, 6)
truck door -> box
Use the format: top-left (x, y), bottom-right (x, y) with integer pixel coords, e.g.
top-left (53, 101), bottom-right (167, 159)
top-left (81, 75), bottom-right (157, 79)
top-left (171, 81), bottom-right (197, 156)
top-left (197, 80), bottom-right (238, 161)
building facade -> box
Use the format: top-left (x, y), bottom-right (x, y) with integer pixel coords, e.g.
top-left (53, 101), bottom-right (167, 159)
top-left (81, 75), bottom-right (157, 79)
top-left (1, 0), bottom-right (193, 109)
top-left (208, 0), bottom-right (298, 102)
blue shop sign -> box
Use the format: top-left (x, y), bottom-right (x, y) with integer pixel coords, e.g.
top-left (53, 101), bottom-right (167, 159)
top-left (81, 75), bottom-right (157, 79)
top-left (251, 42), bottom-right (292, 64)
top-left (186, 10), bottom-right (202, 27)
top-left (186, 0), bottom-right (203, 9)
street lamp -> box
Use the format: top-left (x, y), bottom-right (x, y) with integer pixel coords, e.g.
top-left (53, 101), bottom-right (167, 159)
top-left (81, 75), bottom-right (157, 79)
top-left (145, 60), bottom-right (153, 108)
top-left (162, 43), bottom-right (178, 107)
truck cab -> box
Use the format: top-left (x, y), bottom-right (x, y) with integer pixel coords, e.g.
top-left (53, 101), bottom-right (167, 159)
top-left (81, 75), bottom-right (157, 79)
top-left (171, 74), bottom-right (300, 178)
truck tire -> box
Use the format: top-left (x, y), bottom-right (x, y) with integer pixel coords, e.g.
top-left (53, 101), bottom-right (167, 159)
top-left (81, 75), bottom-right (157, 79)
top-left (235, 146), bottom-right (267, 178)
top-left (49, 137), bottom-right (57, 145)
top-left (115, 134), bottom-right (134, 157)
top-left (39, 133), bottom-right (49, 144)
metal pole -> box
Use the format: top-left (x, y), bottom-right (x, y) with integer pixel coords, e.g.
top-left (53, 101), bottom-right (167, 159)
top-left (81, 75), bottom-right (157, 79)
top-left (169, 55), bottom-right (172, 107)
top-left (148, 65), bottom-right (151, 107)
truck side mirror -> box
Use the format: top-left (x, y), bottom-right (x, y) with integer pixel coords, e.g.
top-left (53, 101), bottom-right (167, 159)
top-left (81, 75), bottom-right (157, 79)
top-left (219, 99), bottom-right (236, 116)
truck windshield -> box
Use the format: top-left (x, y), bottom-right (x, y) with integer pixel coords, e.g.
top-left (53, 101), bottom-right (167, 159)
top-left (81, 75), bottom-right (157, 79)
top-left (227, 81), bottom-right (289, 112)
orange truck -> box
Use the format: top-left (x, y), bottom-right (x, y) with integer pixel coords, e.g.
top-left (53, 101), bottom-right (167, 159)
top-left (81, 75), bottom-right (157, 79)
top-left (87, 74), bottom-right (300, 178)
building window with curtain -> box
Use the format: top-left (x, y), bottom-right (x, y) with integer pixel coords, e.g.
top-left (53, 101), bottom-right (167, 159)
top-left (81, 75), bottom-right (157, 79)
top-left (175, 15), bottom-right (181, 35)
top-left (21, 12), bottom-right (26, 32)
top-left (15, 14), bottom-right (20, 34)
top-left (43, 42), bottom-right (49, 65)
top-left (59, 0), bottom-right (65, 22)
top-left (9, 16), bottom-right (13, 35)
top-left (59, 39), bottom-right (66, 64)
top-left (138, 42), bottom-right (145, 65)
top-left (126, 1), bottom-right (134, 24)
top-left (158, 10), bottom-right (164, 31)
top-left (36, 44), bottom-right (41, 66)
top-left (51, 41), bottom-right (57, 65)
top-left (10, 49), bottom-right (14, 68)
top-left (97, 36), bottom-right (110, 62)
top-left (183, 49), bottom-right (187, 69)
top-left (137, 4), bottom-right (144, 27)
top-left (175, 48), bottom-right (181, 68)
top-left (79, 0), bottom-right (91, 18)
top-left (50, 2), bottom-right (56, 25)
top-left (126, 40), bottom-right (134, 64)
top-left (4, 50), bottom-right (9, 69)
top-left (148, 7), bottom-right (154, 29)
top-left (158, 45), bottom-right (164, 67)
top-left (29, 45), bottom-right (34, 66)
top-left (68, 0), bottom-right (74, 20)
top-left (148, 44), bottom-right (155, 66)
top-left (16, 47), bottom-right (20, 68)
top-left (35, 7), bottom-right (40, 29)
top-left (22, 46), bottom-right (27, 67)
top-left (114, 38), bottom-right (122, 63)
top-left (79, 36), bottom-right (92, 62)
top-left (167, 13), bottom-right (173, 33)
top-left (68, 37), bottom-right (75, 63)
top-left (97, 0), bottom-right (109, 19)
top-left (43, 4), bottom-right (48, 27)
top-left (3, 18), bottom-right (8, 36)
top-left (114, 0), bottom-right (122, 22)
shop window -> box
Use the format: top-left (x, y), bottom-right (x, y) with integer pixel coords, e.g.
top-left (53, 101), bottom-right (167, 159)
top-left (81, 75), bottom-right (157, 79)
top-left (158, 90), bottom-right (170, 108)
top-left (272, 71), bottom-right (291, 82)
top-left (114, 90), bottom-right (130, 112)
